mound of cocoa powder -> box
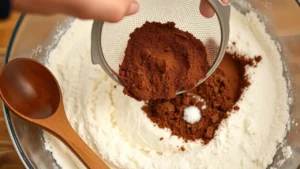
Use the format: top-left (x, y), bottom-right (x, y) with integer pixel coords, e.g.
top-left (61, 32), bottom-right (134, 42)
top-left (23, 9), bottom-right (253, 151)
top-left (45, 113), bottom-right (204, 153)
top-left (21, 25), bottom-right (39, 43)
top-left (118, 21), bottom-right (209, 101)
top-left (143, 52), bottom-right (262, 144)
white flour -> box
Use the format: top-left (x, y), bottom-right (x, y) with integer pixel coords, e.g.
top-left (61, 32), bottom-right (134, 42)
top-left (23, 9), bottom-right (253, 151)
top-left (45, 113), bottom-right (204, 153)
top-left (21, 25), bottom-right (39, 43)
top-left (43, 7), bottom-right (290, 169)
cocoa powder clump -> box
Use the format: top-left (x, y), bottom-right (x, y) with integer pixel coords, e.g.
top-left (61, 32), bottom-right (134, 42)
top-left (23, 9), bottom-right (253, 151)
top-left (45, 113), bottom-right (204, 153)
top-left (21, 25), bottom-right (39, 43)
top-left (119, 21), bottom-right (209, 101)
top-left (143, 52), bottom-right (262, 144)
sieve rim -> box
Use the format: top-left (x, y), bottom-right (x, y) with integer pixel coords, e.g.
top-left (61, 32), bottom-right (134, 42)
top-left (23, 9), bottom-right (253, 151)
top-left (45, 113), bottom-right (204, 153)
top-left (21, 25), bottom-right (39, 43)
top-left (91, 0), bottom-right (231, 95)
top-left (177, 0), bottom-right (231, 94)
top-left (91, 21), bottom-right (120, 84)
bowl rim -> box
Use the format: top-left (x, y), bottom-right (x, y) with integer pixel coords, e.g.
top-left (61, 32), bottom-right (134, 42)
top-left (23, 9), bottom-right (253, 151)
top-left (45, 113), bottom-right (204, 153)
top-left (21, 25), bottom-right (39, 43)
top-left (2, 13), bottom-right (33, 169)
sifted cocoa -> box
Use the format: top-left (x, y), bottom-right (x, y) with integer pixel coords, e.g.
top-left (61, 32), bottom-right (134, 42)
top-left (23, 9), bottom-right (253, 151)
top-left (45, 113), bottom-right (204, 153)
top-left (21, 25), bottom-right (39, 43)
top-left (143, 52), bottom-right (262, 144)
top-left (118, 21), bottom-right (209, 101)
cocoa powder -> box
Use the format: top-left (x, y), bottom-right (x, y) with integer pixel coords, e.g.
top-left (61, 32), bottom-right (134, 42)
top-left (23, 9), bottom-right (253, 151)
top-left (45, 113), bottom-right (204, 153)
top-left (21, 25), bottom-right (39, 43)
top-left (143, 52), bottom-right (262, 144)
top-left (118, 21), bottom-right (209, 101)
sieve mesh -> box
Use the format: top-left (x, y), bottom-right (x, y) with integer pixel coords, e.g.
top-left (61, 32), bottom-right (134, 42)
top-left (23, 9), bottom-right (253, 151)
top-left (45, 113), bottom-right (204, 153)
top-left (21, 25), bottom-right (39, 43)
top-left (101, 0), bottom-right (221, 72)
top-left (91, 0), bottom-right (230, 93)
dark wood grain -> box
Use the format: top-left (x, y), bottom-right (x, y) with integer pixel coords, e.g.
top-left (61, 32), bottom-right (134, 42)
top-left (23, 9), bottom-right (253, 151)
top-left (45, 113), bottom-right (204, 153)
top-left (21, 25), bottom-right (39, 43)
top-left (0, 151), bottom-right (24, 169)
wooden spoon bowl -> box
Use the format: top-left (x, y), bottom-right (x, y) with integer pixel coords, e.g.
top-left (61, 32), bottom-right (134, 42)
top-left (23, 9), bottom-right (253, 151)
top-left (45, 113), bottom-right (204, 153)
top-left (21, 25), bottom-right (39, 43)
top-left (0, 58), bottom-right (109, 169)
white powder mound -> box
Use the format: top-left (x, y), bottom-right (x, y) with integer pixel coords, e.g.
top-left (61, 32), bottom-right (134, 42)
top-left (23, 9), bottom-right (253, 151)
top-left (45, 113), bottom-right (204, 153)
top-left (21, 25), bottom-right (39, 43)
top-left (183, 106), bottom-right (201, 124)
top-left (43, 7), bottom-right (290, 169)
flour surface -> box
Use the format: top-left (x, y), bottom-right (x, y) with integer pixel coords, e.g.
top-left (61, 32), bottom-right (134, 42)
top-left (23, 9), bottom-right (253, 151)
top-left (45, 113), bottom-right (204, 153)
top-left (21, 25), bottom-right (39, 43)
top-left (43, 7), bottom-right (290, 169)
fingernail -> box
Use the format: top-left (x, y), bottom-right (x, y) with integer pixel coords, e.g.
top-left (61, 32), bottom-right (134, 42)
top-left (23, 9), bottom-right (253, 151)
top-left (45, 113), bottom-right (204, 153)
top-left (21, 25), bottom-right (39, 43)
top-left (126, 2), bottom-right (140, 16)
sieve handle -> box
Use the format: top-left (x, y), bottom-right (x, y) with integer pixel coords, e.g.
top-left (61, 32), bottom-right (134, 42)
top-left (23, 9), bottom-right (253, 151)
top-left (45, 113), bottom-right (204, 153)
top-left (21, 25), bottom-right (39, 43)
top-left (205, 0), bottom-right (231, 77)
top-left (91, 21), bottom-right (121, 84)
top-left (91, 21), bottom-right (103, 65)
top-left (186, 0), bottom-right (231, 94)
top-left (206, 0), bottom-right (230, 43)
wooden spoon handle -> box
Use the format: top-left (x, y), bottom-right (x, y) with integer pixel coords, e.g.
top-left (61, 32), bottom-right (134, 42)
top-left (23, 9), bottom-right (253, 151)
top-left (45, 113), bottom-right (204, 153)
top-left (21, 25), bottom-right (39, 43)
top-left (49, 115), bottom-right (109, 169)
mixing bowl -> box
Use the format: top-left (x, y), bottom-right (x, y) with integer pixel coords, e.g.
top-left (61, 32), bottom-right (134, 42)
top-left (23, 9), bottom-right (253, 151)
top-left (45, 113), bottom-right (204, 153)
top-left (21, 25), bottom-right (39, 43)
top-left (3, 0), bottom-right (300, 168)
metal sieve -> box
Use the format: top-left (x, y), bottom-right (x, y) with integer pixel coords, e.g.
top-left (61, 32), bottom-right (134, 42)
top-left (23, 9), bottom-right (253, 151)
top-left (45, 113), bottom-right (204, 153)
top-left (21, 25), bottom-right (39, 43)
top-left (91, 0), bottom-right (231, 94)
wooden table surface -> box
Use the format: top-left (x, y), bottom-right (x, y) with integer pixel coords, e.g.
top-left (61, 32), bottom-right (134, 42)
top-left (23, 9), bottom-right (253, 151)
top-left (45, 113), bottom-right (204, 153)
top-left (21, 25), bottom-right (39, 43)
top-left (0, 12), bottom-right (25, 169)
top-left (0, 1), bottom-right (300, 168)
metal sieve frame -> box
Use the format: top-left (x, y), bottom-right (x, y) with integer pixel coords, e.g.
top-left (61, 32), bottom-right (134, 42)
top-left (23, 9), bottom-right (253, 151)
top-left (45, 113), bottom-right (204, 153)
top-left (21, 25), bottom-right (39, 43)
top-left (91, 21), bottom-right (119, 83)
top-left (186, 0), bottom-right (231, 94)
top-left (91, 0), bottom-right (231, 94)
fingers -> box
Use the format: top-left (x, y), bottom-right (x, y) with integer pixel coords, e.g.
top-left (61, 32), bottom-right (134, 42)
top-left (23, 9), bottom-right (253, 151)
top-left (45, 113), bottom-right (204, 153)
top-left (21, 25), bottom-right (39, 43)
top-left (12, 0), bottom-right (140, 22)
top-left (14, 0), bottom-right (229, 23)
top-left (200, 0), bottom-right (228, 18)
top-left (64, 0), bottom-right (140, 22)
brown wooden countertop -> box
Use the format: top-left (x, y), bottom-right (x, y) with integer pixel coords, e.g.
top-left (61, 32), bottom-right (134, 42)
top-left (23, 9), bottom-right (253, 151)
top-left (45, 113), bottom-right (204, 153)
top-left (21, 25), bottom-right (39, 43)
top-left (0, 76), bottom-right (25, 169)
top-left (0, 12), bottom-right (25, 169)
top-left (0, 1), bottom-right (299, 168)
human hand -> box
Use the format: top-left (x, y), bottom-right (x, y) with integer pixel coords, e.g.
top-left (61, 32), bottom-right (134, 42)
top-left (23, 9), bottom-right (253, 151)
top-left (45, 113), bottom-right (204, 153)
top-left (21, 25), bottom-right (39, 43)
top-left (11, 0), bottom-right (226, 23)
top-left (200, 0), bottom-right (228, 18)
top-left (11, 0), bottom-right (140, 23)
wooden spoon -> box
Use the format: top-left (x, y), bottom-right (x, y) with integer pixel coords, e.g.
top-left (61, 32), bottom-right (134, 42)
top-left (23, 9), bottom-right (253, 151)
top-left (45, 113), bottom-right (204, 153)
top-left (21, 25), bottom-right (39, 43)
top-left (0, 58), bottom-right (109, 169)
